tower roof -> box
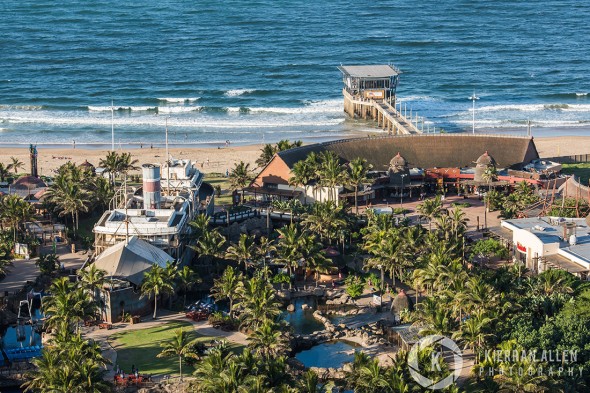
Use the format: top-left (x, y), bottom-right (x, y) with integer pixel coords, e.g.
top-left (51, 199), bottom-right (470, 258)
top-left (338, 65), bottom-right (400, 78)
top-left (476, 151), bottom-right (496, 166)
top-left (390, 152), bottom-right (407, 167)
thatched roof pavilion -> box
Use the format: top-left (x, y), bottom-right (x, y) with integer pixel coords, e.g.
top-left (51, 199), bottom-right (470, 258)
top-left (252, 134), bottom-right (538, 187)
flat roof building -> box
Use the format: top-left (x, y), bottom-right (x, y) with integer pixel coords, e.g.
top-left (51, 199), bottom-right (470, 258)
top-left (338, 65), bottom-right (400, 102)
top-left (501, 216), bottom-right (590, 278)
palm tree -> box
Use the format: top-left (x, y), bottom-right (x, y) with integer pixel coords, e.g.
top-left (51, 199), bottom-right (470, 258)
top-left (235, 276), bottom-right (281, 331)
top-left (176, 266), bottom-right (200, 308)
top-left (254, 236), bottom-right (276, 272)
top-left (452, 310), bottom-right (493, 363)
top-left (79, 264), bottom-right (106, 303)
top-left (347, 157), bottom-right (372, 215)
top-left (2, 194), bottom-right (35, 241)
top-left (248, 320), bottom-right (289, 358)
top-left (0, 163), bottom-right (10, 182)
top-left (298, 370), bottom-right (326, 393)
top-left (417, 195), bottom-right (442, 231)
top-left (157, 328), bottom-right (199, 381)
top-left (191, 228), bottom-right (226, 270)
top-left (90, 176), bottom-right (114, 213)
top-left (275, 224), bottom-right (302, 284)
top-left (193, 348), bottom-right (231, 390)
top-left (79, 264), bottom-right (105, 291)
top-left (317, 151), bottom-right (343, 202)
top-left (364, 231), bottom-right (407, 286)
top-left (45, 176), bottom-right (89, 233)
top-left (289, 160), bottom-right (315, 204)
top-left (140, 264), bottom-right (176, 319)
top-left (345, 351), bottom-right (373, 390)
top-left (256, 144), bottom-right (277, 167)
top-left (225, 233), bottom-right (255, 269)
top-left (189, 214), bottom-right (211, 240)
top-left (299, 234), bottom-right (331, 285)
top-left (535, 269), bottom-right (574, 296)
top-left (23, 332), bottom-right (111, 393)
top-left (117, 152), bottom-right (139, 175)
top-left (43, 277), bottom-right (98, 332)
top-left (229, 161), bottom-right (253, 203)
top-left (301, 201), bottom-right (347, 245)
top-left (276, 139), bottom-right (302, 151)
top-left (98, 151), bottom-right (119, 186)
top-left (8, 157), bottom-right (24, 174)
top-left (211, 266), bottom-right (243, 318)
top-left (449, 207), bottom-right (469, 243)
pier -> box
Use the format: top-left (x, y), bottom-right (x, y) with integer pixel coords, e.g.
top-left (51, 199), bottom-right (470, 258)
top-left (339, 65), bottom-right (423, 135)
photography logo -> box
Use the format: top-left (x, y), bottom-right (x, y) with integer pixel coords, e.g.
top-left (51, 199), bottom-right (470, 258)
top-left (408, 335), bottom-right (463, 390)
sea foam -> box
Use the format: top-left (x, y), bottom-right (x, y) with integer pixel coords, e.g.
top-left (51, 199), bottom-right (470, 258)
top-left (157, 97), bottom-right (200, 103)
top-left (88, 106), bottom-right (157, 112)
top-left (224, 89), bottom-right (256, 97)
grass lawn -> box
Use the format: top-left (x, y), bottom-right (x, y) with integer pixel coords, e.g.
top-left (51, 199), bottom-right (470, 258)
top-left (561, 162), bottom-right (590, 186)
top-left (204, 174), bottom-right (233, 206)
top-left (109, 320), bottom-right (243, 377)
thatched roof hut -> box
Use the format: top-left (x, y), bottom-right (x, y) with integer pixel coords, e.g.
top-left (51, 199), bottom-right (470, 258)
top-left (391, 289), bottom-right (413, 314)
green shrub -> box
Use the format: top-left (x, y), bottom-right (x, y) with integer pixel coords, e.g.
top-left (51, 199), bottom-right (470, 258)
top-left (345, 275), bottom-right (365, 300)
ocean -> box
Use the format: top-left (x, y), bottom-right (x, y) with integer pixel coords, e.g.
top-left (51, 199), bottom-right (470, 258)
top-left (1, 0), bottom-right (589, 147)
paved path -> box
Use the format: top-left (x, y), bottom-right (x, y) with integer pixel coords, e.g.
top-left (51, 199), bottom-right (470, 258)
top-left (359, 193), bottom-right (502, 236)
top-left (0, 244), bottom-right (88, 294)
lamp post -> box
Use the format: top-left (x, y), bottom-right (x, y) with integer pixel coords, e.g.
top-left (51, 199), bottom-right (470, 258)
top-left (469, 92), bottom-right (479, 134)
top-left (111, 100), bottom-right (115, 151)
top-left (266, 206), bottom-right (272, 237)
top-left (400, 174), bottom-right (407, 209)
top-left (165, 115), bottom-right (170, 192)
top-left (378, 264), bottom-right (384, 307)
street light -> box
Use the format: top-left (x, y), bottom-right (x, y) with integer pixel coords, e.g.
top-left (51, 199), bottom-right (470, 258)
top-left (469, 92), bottom-right (479, 134)
top-left (400, 174), bottom-right (408, 209)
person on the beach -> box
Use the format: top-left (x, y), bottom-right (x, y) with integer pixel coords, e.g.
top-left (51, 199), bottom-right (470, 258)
top-left (73, 140), bottom-right (75, 149)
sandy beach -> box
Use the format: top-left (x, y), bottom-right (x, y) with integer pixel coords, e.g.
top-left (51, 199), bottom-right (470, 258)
top-left (0, 144), bottom-right (264, 177)
top-left (0, 135), bottom-right (589, 177)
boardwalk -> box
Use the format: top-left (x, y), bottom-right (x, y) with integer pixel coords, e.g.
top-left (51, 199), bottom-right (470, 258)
top-left (343, 89), bottom-right (421, 135)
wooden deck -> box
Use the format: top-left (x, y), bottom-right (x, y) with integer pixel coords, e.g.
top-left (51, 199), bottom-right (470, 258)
top-left (343, 89), bottom-right (421, 135)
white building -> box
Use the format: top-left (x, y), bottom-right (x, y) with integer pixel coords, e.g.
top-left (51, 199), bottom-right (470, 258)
top-left (93, 157), bottom-right (214, 263)
top-left (501, 216), bottom-right (590, 278)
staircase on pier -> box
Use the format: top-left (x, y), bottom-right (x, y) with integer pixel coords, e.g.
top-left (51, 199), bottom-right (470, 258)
top-left (343, 89), bottom-right (421, 135)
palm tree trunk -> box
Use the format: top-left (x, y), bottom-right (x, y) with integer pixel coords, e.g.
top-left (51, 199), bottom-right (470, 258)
top-left (179, 355), bottom-right (183, 381)
top-left (153, 295), bottom-right (158, 319)
top-left (354, 186), bottom-right (359, 215)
